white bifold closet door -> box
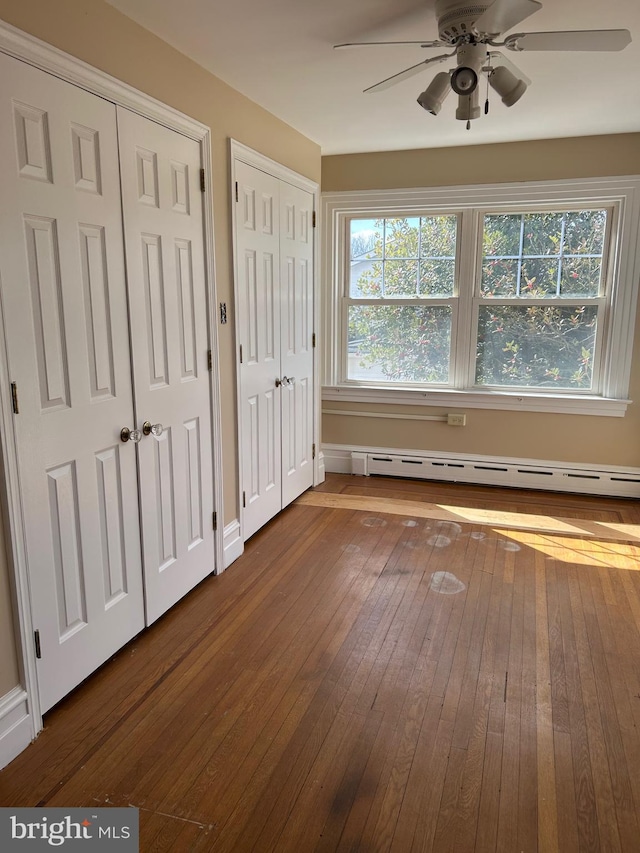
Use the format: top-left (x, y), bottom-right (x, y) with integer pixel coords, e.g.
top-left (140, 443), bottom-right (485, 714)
top-left (117, 108), bottom-right (215, 625)
top-left (0, 53), bottom-right (145, 711)
top-left (235, 160), bottom-right (314, 540)
top-left (0, 53), bottom-right (215, 711)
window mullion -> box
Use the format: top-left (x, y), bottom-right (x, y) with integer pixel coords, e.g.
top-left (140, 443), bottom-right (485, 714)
top-left (452, 208), bottom-right (478, 390)
top-left (516, 213), bottom-right (524, 296)
top-left (556, 212), bottom-right (567, 295)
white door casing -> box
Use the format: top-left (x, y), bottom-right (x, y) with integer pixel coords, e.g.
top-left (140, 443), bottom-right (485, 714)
top-left (233, 152), bottom-right (317, 540)
top-left (118, 108), bottom-right (216, 624)
top-left (0, 53), bottom-right (145, 712)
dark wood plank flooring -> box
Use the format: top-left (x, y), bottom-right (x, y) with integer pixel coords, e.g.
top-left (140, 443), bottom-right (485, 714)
top-left (2, 473), bottom-right (640, 852)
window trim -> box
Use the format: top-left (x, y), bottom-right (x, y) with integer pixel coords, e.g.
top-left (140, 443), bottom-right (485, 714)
top-left (322, 176), bottom-right (640, 416)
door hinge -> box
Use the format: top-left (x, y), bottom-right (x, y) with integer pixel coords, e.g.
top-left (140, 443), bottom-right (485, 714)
top-left (312, 210), bottom-right (316, 228)
top-left (10, 382), bottom-right (18, 414)
top-left (312, 443), bottom-right (316, 460)
top-left (34, 629), bottom-right (41, 660)
top-left (200, 168), bottom-right (206, 193)
top-left (242, 491), bottom-right (246, 508)
top-left (212, 511), bottom-right (217, 530)
top-left (239, 344), bottom-right (243, 364)
top-left (312, 332), bottom-right (316, 348)
top-left (235, 181), bottom-right (239, 202)
top-left (207, 349), bottom-right (212, 371)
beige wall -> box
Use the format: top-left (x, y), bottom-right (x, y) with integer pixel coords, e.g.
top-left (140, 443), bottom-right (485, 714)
top-left (322, 134), bottom-right (640, 468)
top-left (0, 0), bottom-right (320, 696)
top-left (322, 134), bottom-right (640, 191)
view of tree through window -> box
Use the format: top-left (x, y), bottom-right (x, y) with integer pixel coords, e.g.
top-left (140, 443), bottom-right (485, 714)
top-left (347, 209), bottom-right (607, 389)
top-left (348, 216), bottom-right (457, 383)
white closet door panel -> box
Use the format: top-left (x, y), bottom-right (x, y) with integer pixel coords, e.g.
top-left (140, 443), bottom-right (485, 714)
top-left (280, 182), bottom-right (315, 507)
top-left (0, 53), bottom-right (144, 711)
top-left (235, 161), bottom-right (283, 539)
top-left (117, 107), bottom-right (215, 624)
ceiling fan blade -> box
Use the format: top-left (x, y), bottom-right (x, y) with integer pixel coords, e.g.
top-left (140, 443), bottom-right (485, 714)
top-left (334, 40), bottom-right (444, 50)
top-left (364, 53), bottom-right (453, 93)
top-left (506, 29), bottom-right (632, 52)
top-left (475, 0), bottom-right (542, 36)
top-left (487, 51), bottom-right (531, 86)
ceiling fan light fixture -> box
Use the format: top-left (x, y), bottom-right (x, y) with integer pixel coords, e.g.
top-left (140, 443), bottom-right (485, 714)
top-left (455, 87), bottom-right (481, 122)
top-left (417, 71), bottom-right (452, 115)
top-left (488, 65), bottom-right (528, 106)
top-left (450, 65), bottom-right (479, 96)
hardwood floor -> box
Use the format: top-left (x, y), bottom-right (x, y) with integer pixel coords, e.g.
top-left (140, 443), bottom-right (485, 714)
top-left (2, 473), bottom-right (640, 852)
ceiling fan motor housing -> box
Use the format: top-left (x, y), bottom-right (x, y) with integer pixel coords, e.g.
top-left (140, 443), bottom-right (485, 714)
top-left (435, 0), bottom-right (491, 42)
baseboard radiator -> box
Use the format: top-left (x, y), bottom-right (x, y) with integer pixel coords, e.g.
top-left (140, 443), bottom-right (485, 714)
top-left (323, 446), bottom-right (640, 499)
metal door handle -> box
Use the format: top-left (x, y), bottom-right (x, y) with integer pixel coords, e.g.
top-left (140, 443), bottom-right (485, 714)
top-left (143, 421), bottom-right (163, 437)
top-left (275, 378), bottom-right (282, 388)
top-left (120, 426), bottom-right (142, 443)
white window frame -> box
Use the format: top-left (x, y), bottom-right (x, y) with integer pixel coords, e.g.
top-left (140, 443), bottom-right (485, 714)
top-left (322, 177), bottom-right (640, 417)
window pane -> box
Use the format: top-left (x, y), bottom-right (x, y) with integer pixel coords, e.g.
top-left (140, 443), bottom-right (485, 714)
top-left (520, 258), bottom-right (559, 297)
top-left (563, 210), bottom-right (607, 254)
top-left (385, 218), bottom-right (419, 258)
top-left (522, 212), bottom-right (562, 255)
top-left (384, 259), bottom-right (419, 297)
top-left (481, 258), bottom-right (518, 297)
top-left (420, 215), bottom-right (457, 257)
top-left (476, 305), bottom-right (597, 389)
top-left (350, 259), bottom-right (382, 297)
top-left (483, 214), bottom-right (522, 256)
top-left (348, 305), bottom-right (451, 383)
top-left (560, 256), bottom-right (602, 297)
top-left (350, 219), bottom-right (382, 260)
top-left (419, 259), bottom-right (455, 296)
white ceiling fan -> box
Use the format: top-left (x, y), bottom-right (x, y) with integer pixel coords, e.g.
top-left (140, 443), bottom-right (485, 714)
top-left (334, 0), bottom-right (632, 127)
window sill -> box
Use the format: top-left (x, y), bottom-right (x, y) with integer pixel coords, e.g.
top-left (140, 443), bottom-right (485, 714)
top-left (322, 385), bottom-right (630, 417)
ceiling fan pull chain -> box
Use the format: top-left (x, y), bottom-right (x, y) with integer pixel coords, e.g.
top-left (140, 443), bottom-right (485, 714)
top-left (485, 65), bottom-right (490, 114)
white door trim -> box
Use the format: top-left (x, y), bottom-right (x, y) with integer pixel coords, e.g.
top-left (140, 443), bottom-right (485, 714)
top-left (229, 140), bottom-right (321, 541)
top-left (0, 19), bottom-right (224, 741)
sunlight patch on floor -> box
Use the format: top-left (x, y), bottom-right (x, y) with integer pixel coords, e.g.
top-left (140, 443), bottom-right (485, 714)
top-left (297, 491), bottom-right (640, 546)
top-left (493, 528), bottom-right (640, 570)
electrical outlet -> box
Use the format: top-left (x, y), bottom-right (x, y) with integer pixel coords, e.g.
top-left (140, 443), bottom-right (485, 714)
top-left (447, 413), bottom-right (466, 426)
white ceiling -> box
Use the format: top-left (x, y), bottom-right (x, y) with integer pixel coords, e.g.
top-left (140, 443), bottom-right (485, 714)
top-left (106, 0), bottom-right (640, 154)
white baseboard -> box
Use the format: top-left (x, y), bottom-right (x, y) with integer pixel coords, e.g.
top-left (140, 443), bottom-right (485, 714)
top-left (222, 519), bottom-right (243, 570)
top-left (0, 686), bottom-right (32, 769)
top-left (322, 443), bottom-right (640, 499)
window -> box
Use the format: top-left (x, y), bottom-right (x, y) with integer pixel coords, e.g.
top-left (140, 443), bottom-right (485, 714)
top-left (476, 210), bottom-right (605, 390)
top-left (348, 215), bottom-right (457, 383)
top-left (323, 178), bottom-right (640, 416)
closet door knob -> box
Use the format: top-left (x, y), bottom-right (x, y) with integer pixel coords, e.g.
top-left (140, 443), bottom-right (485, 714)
top-left (120, 427), bottom-right (142, 443)
top-left (275, 378), bottom-right (282, 388)
top-left (143, 421), bottom-right (163, 437)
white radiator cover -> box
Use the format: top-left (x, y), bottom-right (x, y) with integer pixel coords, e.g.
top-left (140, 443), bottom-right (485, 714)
top-left (322, 444), bottom-right (640, 498)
